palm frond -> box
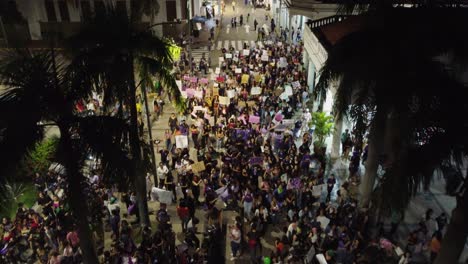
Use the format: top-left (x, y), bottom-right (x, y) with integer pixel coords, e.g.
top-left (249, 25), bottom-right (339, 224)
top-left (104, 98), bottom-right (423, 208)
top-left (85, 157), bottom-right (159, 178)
top-left (137, 56), bottom-right (182, 105)
top-left (73, 115), bottom-right (132, 185)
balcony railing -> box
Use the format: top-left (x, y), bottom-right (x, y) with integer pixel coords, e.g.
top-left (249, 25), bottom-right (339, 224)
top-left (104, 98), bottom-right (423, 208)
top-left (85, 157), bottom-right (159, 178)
top-left (306, 15), bottom-right (349, 29)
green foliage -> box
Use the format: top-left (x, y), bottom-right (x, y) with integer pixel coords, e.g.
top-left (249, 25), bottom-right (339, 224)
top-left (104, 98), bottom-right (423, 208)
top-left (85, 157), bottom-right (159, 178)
top-left (0, 181), bottom-right (37, 218)
top-left (173, 97), bottom-right (188, 115)
top-left (309, 112), bottom-right (334, 147)
top-left (18, 136), bottom-right (59, 178)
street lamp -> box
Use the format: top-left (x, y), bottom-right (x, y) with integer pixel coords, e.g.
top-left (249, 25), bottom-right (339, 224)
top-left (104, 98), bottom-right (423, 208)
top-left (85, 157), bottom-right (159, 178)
top-left (187, 0), bottom-right (193, 74)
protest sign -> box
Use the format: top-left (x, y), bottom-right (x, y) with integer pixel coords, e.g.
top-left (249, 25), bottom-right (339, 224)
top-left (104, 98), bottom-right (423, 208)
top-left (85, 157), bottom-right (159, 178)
top-left (175, 135), bottom-right (188, 148)
top-left (247, 101), bottom-right (256, 107)
top-left (241, 74), bottom-right (249, 84)
top-left (249, 156), bottom-right (263, 165)
top-left (186, 89), bottom-right (195, 98)
top-left (235, 68), bottom-right (242, 74)
top-left (219, 96), bottom-right (230, 105)
top-left (200, 77), bottom-right (209, 84)
top-left (275, 88), bottom-right (283, 96)
top-left (225, 53), bottom-right (232, 59)
top-left (194, 90), bottom-right (203, 98)
top-left (249, 115), bottom-right (260, 124)
top-left (284, 85), bottom-right (293, 96)
top-left (192, 161), bottom-right (206, 173)
top-left (213, 87), bottom-right (219, 96)
top-left (227, 89), bottom-right (236, 98)
top-left (282, 119), bottom-right (295, 127)
top-left (261, 54), bottom-right (269, 61)
top-left (151, 187), bottom-right (173, 204)
top-left (280, 92), bottom-right (289, 100)
top-left (193, 106), bottom-right (206, 112)
top-left (292, 81), bottom-right (301, 88)
top-left (233, 57), bottom-right (239, 62)
top-left (219, 57), bottom-right (224, 62)
top-left (238, 101), bottom-right (247, 107)
top-left (205, 96), bottom-right (212, 106)
top-left (279, 57), bottom-right (288, 68)
top-left (215, 67), bottom-right (220, 74)
top-left (243, 49), bottom-right (250, 56)
top-left (255, 74), bottom-right (262, 83)
top-left (312, 184), bottom-right (326, 197)
top-left (190, 77), bottom-right (197, 83)
top-left (315, 254), bottom-right (328, 264)
top-left (216, 76), bottom-right (225, 83)
top-left (189, 148), bottom-right (198, 162)
top-left (289, 177), bottom-right (301, 189)
top-left (251, 87), bottom-right (262, 95)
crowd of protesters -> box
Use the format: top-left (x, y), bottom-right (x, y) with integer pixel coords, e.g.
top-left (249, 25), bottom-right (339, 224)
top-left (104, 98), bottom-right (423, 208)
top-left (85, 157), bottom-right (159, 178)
top-left (0, 18), bottom-right (451, 264)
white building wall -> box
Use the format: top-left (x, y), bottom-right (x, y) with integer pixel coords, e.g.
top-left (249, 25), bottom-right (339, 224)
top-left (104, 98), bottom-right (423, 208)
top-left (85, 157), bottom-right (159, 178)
top-left (15, 0), bottom-right (45, 40)
top-left (303, 23), bottom-right (354, 155)
top-left (14, 0), bottom-right (161, 40)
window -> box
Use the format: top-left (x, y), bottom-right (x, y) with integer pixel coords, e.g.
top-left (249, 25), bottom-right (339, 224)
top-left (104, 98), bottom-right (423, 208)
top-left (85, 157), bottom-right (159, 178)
top-left (166, 1), bottom-right (177, 22)
top-left (94, 0), bottom-right (106, 16)
top-left (45, 0), bottom-right (57, 22)
top-left (80, 1), bottom-right (92, 21)
top-left (58, 1), bottom-right (70, 21)
top-left (116, 1), bottom-right (127, 16)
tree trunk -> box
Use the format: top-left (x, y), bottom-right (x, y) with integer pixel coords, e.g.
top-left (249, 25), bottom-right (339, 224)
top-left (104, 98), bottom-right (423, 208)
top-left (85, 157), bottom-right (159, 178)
top-left (434, 177), bottom-right (468, 264)
top-left (59, 125), bottom-right (99, 263)
top-left (128, 54), bottom-right (150, 226)
top-left (360, 109), bottom-right (386, 208)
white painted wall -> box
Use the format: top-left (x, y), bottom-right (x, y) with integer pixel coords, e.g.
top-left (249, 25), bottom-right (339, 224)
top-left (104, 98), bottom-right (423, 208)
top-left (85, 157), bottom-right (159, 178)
top-left (15, 0), bottom-right (45, 40)
top-left (14, 0), bottom-right (162, 39)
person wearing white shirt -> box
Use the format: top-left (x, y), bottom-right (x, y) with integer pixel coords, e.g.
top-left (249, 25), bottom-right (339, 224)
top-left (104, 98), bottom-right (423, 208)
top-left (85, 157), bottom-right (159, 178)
top-left (157, 162), bottom-right (169, 187)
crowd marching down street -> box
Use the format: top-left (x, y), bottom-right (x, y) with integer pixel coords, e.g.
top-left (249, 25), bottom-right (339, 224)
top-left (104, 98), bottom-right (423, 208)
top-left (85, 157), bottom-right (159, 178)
top-left (0, 2), bottom-right (452, 264)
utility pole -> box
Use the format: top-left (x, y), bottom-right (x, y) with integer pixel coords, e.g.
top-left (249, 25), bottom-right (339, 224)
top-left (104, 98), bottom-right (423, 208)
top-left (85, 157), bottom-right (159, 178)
top-left (187, 0), bottom-right (193, 74)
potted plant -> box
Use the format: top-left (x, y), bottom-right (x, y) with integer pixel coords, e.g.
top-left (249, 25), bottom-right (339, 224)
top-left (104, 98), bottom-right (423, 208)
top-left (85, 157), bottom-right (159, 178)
top-left (309, 111), bottom-right (334, 155)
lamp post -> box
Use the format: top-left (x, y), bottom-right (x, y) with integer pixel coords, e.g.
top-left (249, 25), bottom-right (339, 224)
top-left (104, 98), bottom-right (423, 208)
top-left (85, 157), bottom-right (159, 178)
top-left (187, 0), bottom-right (193, 74)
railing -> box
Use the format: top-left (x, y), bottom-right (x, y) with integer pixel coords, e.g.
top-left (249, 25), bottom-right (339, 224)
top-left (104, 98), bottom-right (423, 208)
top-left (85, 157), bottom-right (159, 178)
top-left (39, 22), bottom-right (83, 40)
top-left (306, 15), bottom-right (349, 29)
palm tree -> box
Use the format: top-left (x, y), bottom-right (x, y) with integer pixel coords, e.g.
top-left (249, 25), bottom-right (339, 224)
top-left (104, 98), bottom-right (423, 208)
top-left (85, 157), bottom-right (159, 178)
top-left (0, 49), bottom-right (131, 263)
top-left (314, 5), bottom-right (468, 262)
top-left (66, 9), bottom-right (180, 226)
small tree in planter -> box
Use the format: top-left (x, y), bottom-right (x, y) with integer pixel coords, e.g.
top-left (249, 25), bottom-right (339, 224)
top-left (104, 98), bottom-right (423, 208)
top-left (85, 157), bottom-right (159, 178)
top-left (309, 112), bottom-right (334, 156)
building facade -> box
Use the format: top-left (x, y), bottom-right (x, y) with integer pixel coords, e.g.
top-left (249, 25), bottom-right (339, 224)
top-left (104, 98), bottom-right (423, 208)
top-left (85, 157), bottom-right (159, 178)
top-left (0, 0), bottom-right (212, 47)
top-left (302, 15), bottom-right (365, 157)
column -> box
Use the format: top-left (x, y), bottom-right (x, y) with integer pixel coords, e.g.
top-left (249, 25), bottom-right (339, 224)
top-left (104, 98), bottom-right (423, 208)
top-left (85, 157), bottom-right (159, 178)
top-left (331, 116), bottom-right (343, 159)
top-left (176, 0), bottom-right (182, 19)
top-left (307, 59), bottom-right (315, 93)
top-left (302, 51), bottom-right (308, 71)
